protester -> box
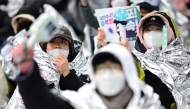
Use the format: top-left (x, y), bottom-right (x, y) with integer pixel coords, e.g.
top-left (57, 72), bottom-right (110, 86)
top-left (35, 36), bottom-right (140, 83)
top-left (5, 25), bottom-right (91, 109)
top-left (125, 11), bottom-right (179, 109)
top-left (96, 11), bottom-right (179, 109)
top-left (11, 5), bottom-right (40, 34)
top-left (67, 0), bottom-right (86, 37)
top-left (1, 5), bottom-right (40, 99)
top-left (11, 42), bottom-right (164, 109)
top-left (136, 2), bottom-right (154, 18)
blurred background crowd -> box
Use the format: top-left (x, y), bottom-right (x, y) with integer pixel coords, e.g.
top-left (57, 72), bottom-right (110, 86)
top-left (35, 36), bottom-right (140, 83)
top-left (1, 0), bottom-right (190, 108)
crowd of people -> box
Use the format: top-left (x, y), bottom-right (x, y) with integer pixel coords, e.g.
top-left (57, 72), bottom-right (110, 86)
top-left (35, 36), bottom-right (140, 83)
top-left (1, 0), bottom-right (190, 109)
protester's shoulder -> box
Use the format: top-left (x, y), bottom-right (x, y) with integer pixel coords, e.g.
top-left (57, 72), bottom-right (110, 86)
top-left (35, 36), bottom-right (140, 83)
top-left (51, 89), bottom-right (90, 109)
top-left (137, 82), bottom-right (164, 109)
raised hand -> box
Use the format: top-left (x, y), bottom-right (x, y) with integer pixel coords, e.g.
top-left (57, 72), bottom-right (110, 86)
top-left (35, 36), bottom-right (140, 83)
top-left (54, 54), bottom-right (70, 77)
top-left (119, 36), bottom-right (131, 52)
top-left (12, 40), bottom-right (34, 74)
top-left (97, 28), bottom-right (108, 46)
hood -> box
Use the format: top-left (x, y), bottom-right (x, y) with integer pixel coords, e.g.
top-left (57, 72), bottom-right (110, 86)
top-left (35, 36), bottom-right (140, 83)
top-left (12, 14), bottom-right (35, 34)
top-left (90, 43), bottom-right (141, 109)
top-left (11, 5), bottom-right (40, 34)
top-left (137, 11), bottom-right (180, 49)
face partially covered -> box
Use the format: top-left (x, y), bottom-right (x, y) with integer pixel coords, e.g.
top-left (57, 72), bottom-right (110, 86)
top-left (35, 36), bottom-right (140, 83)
top-left (143, 24), bottom-right (163, 49)
top-left (93, 55), bottom-right (126, 97)
top-left (16, 18), bottom-right (33, 33)
top-left (142, 16), bottom-right (166, 49)
top-left (46, 37), bottom-right (70, 58)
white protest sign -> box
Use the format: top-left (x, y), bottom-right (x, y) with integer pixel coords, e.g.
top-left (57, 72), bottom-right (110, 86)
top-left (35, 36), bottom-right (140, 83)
top-left (95, 8), bottom-right (119, 42)
top-left (95, 6), bottom-right (140, 42)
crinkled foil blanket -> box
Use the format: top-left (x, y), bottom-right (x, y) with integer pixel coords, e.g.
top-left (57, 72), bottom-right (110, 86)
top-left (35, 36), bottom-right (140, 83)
top-left (133, 37), bottom-right (190, 109)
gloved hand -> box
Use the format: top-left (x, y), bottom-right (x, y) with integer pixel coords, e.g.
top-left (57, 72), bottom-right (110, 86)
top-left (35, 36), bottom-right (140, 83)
top-left (12, 40), bottom-right (34, 74)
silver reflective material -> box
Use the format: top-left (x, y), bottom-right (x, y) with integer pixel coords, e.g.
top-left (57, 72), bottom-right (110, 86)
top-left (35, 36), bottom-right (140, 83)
top-left (33, 40), bottom-right (89, 88)
top-left (52, 82), bottom-right (164, 109)
top-left (69, 41), bottom-right (89, 76)
top-left (132, 37), bottom-right (190, 109)
top-left (5, 40), bottom-right (90, 109)
top-left (33, 43), bottom-right (61, 88)
top-left (136, 82), bottom-right (165, 109)
top-left (1, 59), bottom-right (15, 80)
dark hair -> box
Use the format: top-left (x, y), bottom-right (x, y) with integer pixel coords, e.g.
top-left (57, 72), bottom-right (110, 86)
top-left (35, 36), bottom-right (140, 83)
top-left (92, 52), bottom-right (122, 71)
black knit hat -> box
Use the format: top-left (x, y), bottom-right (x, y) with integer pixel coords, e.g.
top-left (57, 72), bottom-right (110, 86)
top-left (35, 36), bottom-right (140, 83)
top-left (15, 5), bottom-right (40, 19)
top-left (12, 5), bottom-right (40, 33)
top-left (137, 2), bottom-right (154, 12)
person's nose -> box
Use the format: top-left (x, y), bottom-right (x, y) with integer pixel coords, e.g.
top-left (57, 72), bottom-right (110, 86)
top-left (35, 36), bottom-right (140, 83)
top-left (55, 44), bottom-right (61, 49)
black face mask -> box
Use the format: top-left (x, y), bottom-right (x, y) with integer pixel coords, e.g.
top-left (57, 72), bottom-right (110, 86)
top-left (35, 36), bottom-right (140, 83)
top-left (17, 21), bottom-right (32, 33)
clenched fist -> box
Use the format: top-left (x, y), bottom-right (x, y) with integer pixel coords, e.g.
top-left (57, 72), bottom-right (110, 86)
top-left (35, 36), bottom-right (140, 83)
top-left (54, 54), bottom-right (70, 77)
top-left (12, 40), bottom-right (34, 74)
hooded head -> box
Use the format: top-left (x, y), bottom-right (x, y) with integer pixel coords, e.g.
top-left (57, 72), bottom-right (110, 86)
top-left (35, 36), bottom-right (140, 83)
top-left (40, 25), bottom-right (76, 62)
top-left (12, 5), bottom-right (40, 34)
top-left (136, 11), bottom-right (180, 49)
top-left (91, 43), bottom-right (140, 108)
top-left (136, 2), bottom-right (154, 18)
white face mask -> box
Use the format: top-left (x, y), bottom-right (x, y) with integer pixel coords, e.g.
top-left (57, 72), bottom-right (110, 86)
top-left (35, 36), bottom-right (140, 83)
top-left (143, 31), bottom-right (163, 49)
top-left (94, 69), bottom-right (126, 96)
top-left (47, 49), bottom-right (69, 58)
top-left (111, 0), bottom-right (128, 7)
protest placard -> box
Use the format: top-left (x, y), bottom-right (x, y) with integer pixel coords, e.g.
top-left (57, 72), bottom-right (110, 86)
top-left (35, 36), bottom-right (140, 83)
top-left (95, 6), bottom-right (140, 42)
